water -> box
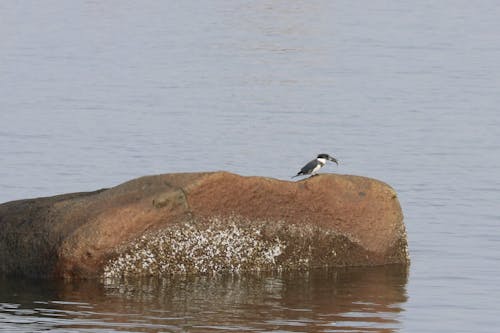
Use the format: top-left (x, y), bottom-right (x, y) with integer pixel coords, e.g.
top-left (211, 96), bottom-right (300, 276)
top-left (1, 267), bottom-right (408, 333)
top-left (1, 1), bottom-right (499, 332)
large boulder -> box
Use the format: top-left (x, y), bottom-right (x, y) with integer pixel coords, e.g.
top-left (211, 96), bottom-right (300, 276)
top-left (0, 172), bottom-right (409, 279)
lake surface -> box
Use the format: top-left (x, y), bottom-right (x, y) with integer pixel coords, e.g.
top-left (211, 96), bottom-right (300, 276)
top-left (1, 267), bottom-right (408, 332)
top-left (1, 1), bottom-right (499, 332)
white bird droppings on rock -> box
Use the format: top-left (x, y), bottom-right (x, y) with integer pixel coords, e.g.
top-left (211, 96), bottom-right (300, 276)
top-left (103, 217), bottom-right (285, 278)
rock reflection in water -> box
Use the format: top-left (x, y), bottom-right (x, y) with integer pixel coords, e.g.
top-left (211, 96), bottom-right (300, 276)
top-left (0, 265), bottom-right (408, 332)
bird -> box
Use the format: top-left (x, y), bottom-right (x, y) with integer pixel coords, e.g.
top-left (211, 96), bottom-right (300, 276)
top-left (292, 153), bottom-right (338, 178)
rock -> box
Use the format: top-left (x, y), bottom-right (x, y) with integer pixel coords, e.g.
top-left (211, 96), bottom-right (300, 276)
top-left (0, 172), bottom-right (409, 279)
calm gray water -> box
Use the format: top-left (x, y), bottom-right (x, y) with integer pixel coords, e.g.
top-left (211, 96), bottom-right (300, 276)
top-left (1, 1), bottom-right (500, 332)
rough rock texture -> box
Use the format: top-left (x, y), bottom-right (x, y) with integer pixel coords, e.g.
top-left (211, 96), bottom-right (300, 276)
top-left (0, 172), bottom-right (409, 279)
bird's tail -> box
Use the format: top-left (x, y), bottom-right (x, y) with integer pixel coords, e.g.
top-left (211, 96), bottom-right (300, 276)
top-left (291, 173), bottom-right (301, 179)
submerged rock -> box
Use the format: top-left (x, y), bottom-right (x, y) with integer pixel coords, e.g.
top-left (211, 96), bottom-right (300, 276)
top-left (0, 172), bottom-right (409, 279)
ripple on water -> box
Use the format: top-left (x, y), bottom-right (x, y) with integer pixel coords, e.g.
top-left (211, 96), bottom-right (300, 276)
top-left (0, 266), bottom-right (407, 332)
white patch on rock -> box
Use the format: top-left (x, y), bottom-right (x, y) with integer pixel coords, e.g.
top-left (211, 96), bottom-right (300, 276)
top-left (103, 217), bottom-right (286, 278)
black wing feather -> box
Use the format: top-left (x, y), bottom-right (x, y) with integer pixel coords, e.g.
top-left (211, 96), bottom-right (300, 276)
top-left (299, 159), bottom-right (318, 174)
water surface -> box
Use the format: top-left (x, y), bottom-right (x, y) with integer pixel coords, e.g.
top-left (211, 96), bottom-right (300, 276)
top-left (1, 267), bottom-right (408, 332)
top-left (1, 1), bottom-right (500, 332)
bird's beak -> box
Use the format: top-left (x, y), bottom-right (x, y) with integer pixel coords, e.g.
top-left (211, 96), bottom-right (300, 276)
top-left (329, 156), bottom-right (339, 165)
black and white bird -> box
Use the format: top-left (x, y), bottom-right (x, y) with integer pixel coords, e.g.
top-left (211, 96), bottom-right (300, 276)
top-left (292, 153), bottom-right (338, 178)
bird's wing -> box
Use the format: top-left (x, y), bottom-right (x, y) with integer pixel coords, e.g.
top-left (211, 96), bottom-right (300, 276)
top-left (300, 159), bottom-right (318, 174)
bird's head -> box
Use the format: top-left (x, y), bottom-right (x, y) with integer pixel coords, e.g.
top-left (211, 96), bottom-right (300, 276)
top-left (317, 153), bottom-right (338, 165)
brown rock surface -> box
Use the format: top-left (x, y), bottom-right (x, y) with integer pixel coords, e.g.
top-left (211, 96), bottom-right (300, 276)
top-left (0, 172), bottom-right (409, 279)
